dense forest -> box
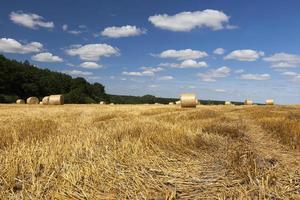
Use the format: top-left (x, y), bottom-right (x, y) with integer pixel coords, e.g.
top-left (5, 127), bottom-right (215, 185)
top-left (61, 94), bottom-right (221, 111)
top-left (0, 55), bottom-right (243, 105)
top-left (0, 55), bottom-right (108, 103)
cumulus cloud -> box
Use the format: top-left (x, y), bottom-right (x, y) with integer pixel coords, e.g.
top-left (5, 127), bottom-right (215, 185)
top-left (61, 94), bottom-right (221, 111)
top-left (148, 9), bottom-right (234, 32)
top-left (122, 71), bottom-right (154, 76)
top-left (139, 66), bottom-right (164, 72)
top-left (64, 70), bottom-right (93, 77)
top-left (101, 25), bottom-right (146, 38)
top-left (224, 49), bottom-right (264, 61)
top-left (66, 43), bottom-right (119, 61)
top-left (0, 38), bottom-right (43, 54)
top-left (197, 66), bottom-right (231, 82)
top-left (10, 11), bottom-right (54, 29)
top-left (157, 49), bottom-right (208, 60)
top-left (263, 53), bottom-right (300, 68)
top-left (213, 48), bottom-right (225, 55)
top-left (240, 73), bottom-right (270, 81)
top-left (31, 52), bottom-right (63, 62)
top-left (159, 76), bottom-right (174, 80)
top-left (80, 62), bottom-right (102, 69)
top-left (159, 59), bottom-right (208, 68)
top-left (281, 71), bottom-right (300, 82)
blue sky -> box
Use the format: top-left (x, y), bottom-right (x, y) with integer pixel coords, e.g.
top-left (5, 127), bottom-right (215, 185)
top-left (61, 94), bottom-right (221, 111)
top-left (1, 0), bottom-right (300, 104)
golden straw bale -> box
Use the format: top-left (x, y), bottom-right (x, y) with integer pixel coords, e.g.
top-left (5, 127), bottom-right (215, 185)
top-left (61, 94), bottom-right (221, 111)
top-left (169, 102), bottom-right (175, 105)
top-left (244, 100), bottom-right (253, 105)
top-left (175, 100), bottom-right (181, 105)
top-left (180, 93), bottom-right (197, 108)
top-left (49, 95), bottom-right (64, 105)
top-left (16, 99), bottom-right (25, 104)
top-left (39, 102), bottom-right (43, 105)
top-left (99, 101), bottom-right (105, 104)
top-left (42, 96), bottom-right (49, 105)
top-left (26, 97), bottom-right (39, 104)
top-left (265, 99), bottom-right (274, 105)
top-left (225, 101), bottom-right (231, 105)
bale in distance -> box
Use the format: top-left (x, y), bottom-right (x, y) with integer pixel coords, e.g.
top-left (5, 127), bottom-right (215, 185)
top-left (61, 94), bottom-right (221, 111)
top-left (266, 99), bottom-right (274, 105)
top-left (169, 102), bottom-right (175, 105)
top-left (26, 97), bottom-right (39, 104)
top-left (180, 93), bottom-right (197, 108)
top-left (99, 101), bottom-right (105, 105)
top-left (49, 95), bottom-right (64, 105)
top-left (42, 96), bottom-right (49, 105)
top-left (110, 103), bottom-right (114, 105)
top-left (225, 101), bottom-right (231, 105)
top-left (16, 99), bottom-right (25, 104)
top-left (175, 100), bottom-right (181, 105)
top-left (39, 102), bottom-right (43, 105)
top-left (244, 100), bottom-right (253, 105)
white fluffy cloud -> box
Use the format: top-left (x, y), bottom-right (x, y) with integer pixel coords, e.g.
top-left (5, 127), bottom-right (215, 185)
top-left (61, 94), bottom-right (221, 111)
top-left (31, 52), bottom-right (63, 62)
top-left (66, 43), bottom-right (119, 61)
top-left (263, 53), bottom-right (300, 68)
top-left (64, 70), bottom-right (93, 77)
top-left (213, 48), bottom-right (225, 55)
top-left (159, 76), bottom-right (174, 80)
top-left (122, 71), bottom-right (154, 76)
top-left (101, 25), bottom-right (146, 38)
top-left (139, 66), bottom-right (164, 72)
top-left (179, 59), bottom-right (208, 68)
top-left (240, 73), bottom-right (270, 81)
top-left (0, 38), bottom-right (43, 54)
top-left (148, 9), bottom-right (233, 32)
top-left (281, 71), bottom-right (300, 82)
top-left (158, 49), bottom-right (208, 60)
top-left (224, 49), bottom-right (264, 61)
top-left (159, 59), bottom-right (208, 68)
top-left (10, 11), bottom-right (54, 29)
top-left (80, 62), bottom-right (102, 69)
top-left (197, 66), bottom-right (231, 82)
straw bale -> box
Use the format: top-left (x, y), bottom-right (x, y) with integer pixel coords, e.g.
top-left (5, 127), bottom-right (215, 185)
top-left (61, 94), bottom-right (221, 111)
top-left (49, 95), bottom-right (64, 105)
top-left (244, 100), bottom-right (253, 105)
top-left (266, 99), bottom-right (274, 105)
top-left (26, 97), bottom-right (39, 104)
top-left (42, 96), bottom-right (49, 105)
top-left (16, 99), bottom-right (25, 104)
top-left (181, 93), bottom-right (197, 108)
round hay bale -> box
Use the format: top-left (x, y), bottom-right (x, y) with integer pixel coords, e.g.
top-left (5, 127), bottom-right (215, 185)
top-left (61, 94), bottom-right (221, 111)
top-left (99, 101), bottom-right (105, 105)
top-left (49, 95), bottom-right (64, 105)
top-left (225, 101), bottom-right (231, 105)
top-left (266, 99), bottom-right (274, 105)
top-left (26, 97), bottom-right (39, 104)
top-left (244, 100), bottom-right (253, 105)
top-left (16, 99), bottom-right (25, 104)
top-left (39, 102), bottom-right (43, 105)
top-left (175, 100), bottom-right (181, 105)
top-left (110, 103), bottom-right (114, 105)
top-left (169, 102), bottom-right (175, 105)
top-left (42, 96), bottom-right (49, 105)
top-left (180, 93), bottom-right (197, 108)
top-left (154, 103), bottom-right (159, 105)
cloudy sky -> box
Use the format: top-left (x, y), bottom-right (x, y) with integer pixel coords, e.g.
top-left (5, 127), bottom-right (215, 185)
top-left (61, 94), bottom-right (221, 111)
top-left (1, 0), bottom-right (300, 104)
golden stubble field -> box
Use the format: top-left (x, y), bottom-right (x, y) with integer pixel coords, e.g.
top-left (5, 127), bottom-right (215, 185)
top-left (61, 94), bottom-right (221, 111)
top-left (0, 104), bottom-right (299, 199)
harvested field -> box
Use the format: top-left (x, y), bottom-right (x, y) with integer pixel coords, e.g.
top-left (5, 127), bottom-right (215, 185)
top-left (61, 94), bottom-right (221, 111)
top-left (0, 104), bottom-right (299, 199)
